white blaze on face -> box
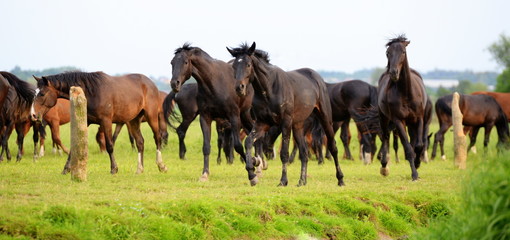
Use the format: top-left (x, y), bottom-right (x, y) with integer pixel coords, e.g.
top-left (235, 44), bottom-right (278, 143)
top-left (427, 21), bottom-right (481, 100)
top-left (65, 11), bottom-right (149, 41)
top-left (30, 88), bottom-right (40, 119)
top-left (237, 58), bottom-right (243, 62)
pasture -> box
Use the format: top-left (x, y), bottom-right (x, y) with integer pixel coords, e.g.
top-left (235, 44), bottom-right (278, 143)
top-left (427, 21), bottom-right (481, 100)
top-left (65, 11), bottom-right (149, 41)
top-left (0, 120), bottom-right (503, 239)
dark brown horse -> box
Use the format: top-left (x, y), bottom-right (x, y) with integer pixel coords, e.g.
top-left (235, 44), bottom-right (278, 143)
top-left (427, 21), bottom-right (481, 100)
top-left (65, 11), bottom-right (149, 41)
top-left (170, 44), bottom-right (254, 181)
top-left (377, 35), bottom-right (429, 181)
top-left (228, 42), bottom-right (344, 186)
top-left (327, 80), bottom-right (380, 164)
top-left (471, 91), bottom-right (510, 121)
top-left (0, 72), bottom-right (42, 162)
top-left (162, 83), bottom-right (241, 164)
top-left (31, 71), bottom-right (167, 174)
top-left (431, 94), bottom-right (510, 160)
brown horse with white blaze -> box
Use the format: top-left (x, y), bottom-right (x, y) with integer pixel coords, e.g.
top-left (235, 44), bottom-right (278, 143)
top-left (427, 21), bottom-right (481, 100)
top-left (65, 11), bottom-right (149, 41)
top-left (31, 71), bottom-right (167, 174)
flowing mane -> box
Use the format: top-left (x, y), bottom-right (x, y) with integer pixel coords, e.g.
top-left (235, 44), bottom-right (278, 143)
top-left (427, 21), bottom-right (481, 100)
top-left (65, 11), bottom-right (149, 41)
top-left (0, 71), bottom-right (35, 103)
top-left (228, 43), bottom-right (270, 63)
top-left (386, 34), bottom-right (408, 47)
top-left (40, 71), bottom-right (105, 97)
top-left (174, 43), bottom-right (212, 59)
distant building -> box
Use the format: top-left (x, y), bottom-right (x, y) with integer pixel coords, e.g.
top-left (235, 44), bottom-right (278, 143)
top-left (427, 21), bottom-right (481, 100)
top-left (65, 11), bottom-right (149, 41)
top-left (422, 79), bottom-right (459, 88)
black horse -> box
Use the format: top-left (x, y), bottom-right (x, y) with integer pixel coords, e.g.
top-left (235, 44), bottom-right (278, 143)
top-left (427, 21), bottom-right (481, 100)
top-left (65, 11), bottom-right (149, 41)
top-left (228, 42), bottom-right (344, 186)
top-left (162, 83), bottom-right (240, 164)
top-left (327, 80), bottom-right (380, 164)
top-left (431, 93), bottom-right (510, 160)
top-left (377, 35), bottom-right (430, 181)
top-left (170, 44), bottom-right (254, 182)
top-left (0, 72), bottom-right (42, 162)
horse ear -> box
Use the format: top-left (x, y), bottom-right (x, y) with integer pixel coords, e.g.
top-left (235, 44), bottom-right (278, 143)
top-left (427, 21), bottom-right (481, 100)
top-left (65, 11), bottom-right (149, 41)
top-left (248, 42), bottom-right (256, 55)
top-left (404, 41), bottom-right (410, 47)
top-left (226, 47), bottom-right (235, 57)
top-left (33, 75), bottom-right (42, 82)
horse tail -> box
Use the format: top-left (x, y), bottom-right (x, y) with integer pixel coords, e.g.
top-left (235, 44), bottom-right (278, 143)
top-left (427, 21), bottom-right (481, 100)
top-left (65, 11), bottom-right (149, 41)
top-left (162, 91), bottom-right (181, 131)
top-left (435, 95), bottom-right (452, 118)
top-left (494, 100), bottom-right (510, 147)
top-left (351, 85), bottom-right (381, 137)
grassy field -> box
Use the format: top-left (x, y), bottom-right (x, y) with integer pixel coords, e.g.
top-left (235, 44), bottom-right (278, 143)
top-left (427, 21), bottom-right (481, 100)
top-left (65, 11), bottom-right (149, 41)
top-left (0, 120), bottom-right (504, 239)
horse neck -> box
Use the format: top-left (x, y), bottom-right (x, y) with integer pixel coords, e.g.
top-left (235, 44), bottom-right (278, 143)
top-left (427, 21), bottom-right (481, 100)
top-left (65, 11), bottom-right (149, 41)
top-left (190, 55), bottom-right (222, 92)
top-left (252, 59), bottom-right (274, 101)
top-left (396, 56), bottom-right (415, 97)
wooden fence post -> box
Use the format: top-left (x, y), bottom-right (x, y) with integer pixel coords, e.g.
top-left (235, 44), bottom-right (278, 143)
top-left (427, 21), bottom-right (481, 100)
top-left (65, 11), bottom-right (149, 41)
top-left (70, 86), bottom-right (88, 181)
top-left (452, 92), bottom-right (466, 169)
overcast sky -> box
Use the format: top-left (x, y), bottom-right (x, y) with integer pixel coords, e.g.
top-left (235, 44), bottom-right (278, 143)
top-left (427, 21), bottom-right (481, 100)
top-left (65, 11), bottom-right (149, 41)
top-left (1, 0), bottom-right (509, 77)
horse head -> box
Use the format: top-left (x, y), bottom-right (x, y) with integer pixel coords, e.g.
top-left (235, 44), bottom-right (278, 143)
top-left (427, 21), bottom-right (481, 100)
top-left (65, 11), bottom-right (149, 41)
top-left (31, 75), bottom-right (59, 121)
top-left (170, 44), bottom-right (196, 92)
top-left (227, 42), bottom-right (256, 97)
top-left (385, 35), bottom-right (410, 82)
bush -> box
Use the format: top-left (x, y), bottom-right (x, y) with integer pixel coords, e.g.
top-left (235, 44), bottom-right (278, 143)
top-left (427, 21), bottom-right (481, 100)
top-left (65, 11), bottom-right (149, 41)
top-left (412, 155), bottom-right (510, 239)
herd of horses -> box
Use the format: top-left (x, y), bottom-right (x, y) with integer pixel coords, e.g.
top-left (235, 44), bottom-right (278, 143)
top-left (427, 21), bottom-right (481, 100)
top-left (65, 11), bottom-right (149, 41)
top-left (1, 35), bottom-right (509, 187)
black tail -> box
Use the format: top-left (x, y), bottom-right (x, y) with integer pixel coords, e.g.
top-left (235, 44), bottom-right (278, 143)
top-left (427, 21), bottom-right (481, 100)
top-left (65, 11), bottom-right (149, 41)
top-left (435, 95), bottom-right (453, 118)
top-left (162, 91), bottom-right (181, 131)
top-left (494, 104), bottom-right (510, 149)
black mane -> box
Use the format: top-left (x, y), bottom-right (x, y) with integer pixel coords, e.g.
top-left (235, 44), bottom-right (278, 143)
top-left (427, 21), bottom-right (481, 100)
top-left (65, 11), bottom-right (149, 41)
top-left (386, 34), bottom-right (408, 47)
top-left (41, 71), bottom-right (105, 97)
top-left (174, 43), bottom-right (212, 59)
top-left (0, 71), bottom-right (35, 103)
top-left (229, 43), bottom-right (270, 63)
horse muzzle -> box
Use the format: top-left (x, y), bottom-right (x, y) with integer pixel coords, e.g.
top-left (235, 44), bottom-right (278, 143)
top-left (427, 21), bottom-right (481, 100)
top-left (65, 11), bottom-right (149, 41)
top-left (170, 80), bottom-right (181, 93)
top-left (235, 83), bottom-right (247, 97)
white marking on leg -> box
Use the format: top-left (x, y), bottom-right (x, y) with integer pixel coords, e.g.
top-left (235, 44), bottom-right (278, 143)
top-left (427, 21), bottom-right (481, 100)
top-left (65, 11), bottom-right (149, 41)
top-left (156, 150), bottom-right (168, 172)
top-left (441, 155), bottom-right (446, 161)
top-left (470, 146), bottom-right (477, 154)
top-left (422, 151), bottom-right (429, 163)
top-left (363, 152), bottom-right (371, 165)
top-left (136, 152), bottom-right (144, 174)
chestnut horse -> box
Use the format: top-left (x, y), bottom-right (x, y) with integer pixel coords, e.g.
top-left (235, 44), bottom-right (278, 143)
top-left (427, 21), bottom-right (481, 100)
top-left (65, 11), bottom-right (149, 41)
top-left (31, 71), bottom-right (167, 174)
top-left (471, 91), bottom-right (510, 121)
top-left (228, 42), bottom-right (344, 187)
top-left (377, 35), bottom-right (430, 181)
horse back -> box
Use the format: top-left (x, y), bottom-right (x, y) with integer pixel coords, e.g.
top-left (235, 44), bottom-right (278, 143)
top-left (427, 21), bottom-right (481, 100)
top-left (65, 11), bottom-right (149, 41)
top-left (471, 91), bottom-right (510, 122)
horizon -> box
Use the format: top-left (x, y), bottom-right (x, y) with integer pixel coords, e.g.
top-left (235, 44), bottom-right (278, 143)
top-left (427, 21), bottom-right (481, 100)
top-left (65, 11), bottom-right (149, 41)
top-left (2, 0), bottom-right (509, 77)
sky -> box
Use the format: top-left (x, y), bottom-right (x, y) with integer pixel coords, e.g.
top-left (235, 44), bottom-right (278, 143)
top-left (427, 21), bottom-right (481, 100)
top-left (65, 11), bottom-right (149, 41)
top-left (1, 0), bottom-right (509, 78)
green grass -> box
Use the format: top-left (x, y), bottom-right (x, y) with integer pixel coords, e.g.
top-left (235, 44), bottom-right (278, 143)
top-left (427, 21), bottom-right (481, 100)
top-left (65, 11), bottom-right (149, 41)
top-left (0, 121), bottom-right (504, 239)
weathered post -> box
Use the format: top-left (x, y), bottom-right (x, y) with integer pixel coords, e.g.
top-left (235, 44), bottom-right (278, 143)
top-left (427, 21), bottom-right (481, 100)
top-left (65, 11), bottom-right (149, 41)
top-left (70, 86), bottom-right (88, 181)
top-left (452, 92), bottom-right (466, 169)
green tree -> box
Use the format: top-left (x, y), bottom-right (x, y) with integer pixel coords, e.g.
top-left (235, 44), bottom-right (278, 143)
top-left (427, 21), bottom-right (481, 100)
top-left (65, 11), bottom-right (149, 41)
top-left (436, 86), bottom-right (452, 97)
top-left (495, 68), bottom-right (510, 92)
top-left (488, 33), bottom-right (510, 92)
top-left (370, 67), bottom-right (386, 86)
top-left (488, 33), bottom-right (510, 68)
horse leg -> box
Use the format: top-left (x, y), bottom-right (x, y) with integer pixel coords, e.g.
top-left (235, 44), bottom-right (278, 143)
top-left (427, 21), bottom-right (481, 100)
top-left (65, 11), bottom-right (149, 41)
top-left (315, 110), bottom-right (343, 186)
top-left (158, 112), bottom-right (169, 146)
top-left (392, 130), bottom-right (400, 163)
top-left (101, 122), bottom-right (118, 174)
top-left (199, 115), bottom-right (213, 181)
top-left (15, 123), bottom-right (25, 162)
top-left (292, 123), bottom-right (310, 186)
top-left (4, 123), bottom-right (13, 161)
top-left (176, 118), bottom-right (193, 160)
top-left (339, 121), bottom-right (353, 160)
top-left (378, 114), bottom-right (391, 176)
top-left (145, 111), bottom-right (166, 173)
top-left (394, 121), bottom-right (418, 181)
top-left (466, 127), bottom-right (480, 154)
top-left (224, 129), bottom-right (235, 165)
top-left (278, 120), bottom-right (292, 187)
top-left (51, 123), bottom-right (69, 155)
top-left (410, 120), bottom-right (425, 170)
top-left (289, 140), bottom-right (298, 164)
top-left (432, 122), bottom-right (450, 160)
top-left (215, 123), bottom-right (224, 165)
top-left (31, 122), bottom-right (41, 161)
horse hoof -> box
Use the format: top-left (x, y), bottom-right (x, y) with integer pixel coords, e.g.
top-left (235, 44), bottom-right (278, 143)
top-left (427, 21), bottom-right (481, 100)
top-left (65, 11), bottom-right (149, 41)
top-left (136, 168), bottom-right (144, 174)
top-left (441, 155), bottom-right (446, 161)
top-left (250, 176), bottom-right (258, 186)
top-left (380, 167), bottom-right (389, 176)
top-left (158, 165), bottom-right (168, 173)
top-left (297, 180), bottom-right (306, 187)
top-left (62, 168), bottom-right (70, 175)
top-left (262, 159), bottom-right (268, 170)
top-left (199, 173), bottom-right (209, 182)
top-left (110, 168), bottom-right (118, 175)
top-left (338, 180), bottom-right (345, 187)
top-left (277, 181), bottom-right (287, 187)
